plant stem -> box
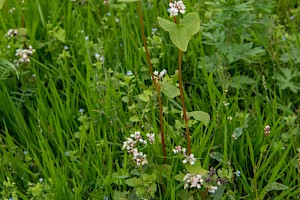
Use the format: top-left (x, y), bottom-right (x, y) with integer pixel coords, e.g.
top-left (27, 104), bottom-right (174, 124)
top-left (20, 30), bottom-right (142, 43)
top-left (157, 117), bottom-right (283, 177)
top-left (177, 50), bottom-right (191, 155)
top-left (137, 1), bottom-right (166, 163)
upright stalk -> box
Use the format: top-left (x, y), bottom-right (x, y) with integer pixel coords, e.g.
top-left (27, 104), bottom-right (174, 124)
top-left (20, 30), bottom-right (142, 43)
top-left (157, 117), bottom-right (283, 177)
top-left (177, 50), bottom-right (191, 155)
top-left (137, 1), bottom-right (166, 163)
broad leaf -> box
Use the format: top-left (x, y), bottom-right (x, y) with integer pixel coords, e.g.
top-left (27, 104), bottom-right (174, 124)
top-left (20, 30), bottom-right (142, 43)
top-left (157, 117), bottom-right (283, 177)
top-left (186, 160), bottom-right (207, 174)
top-left (53, 27), bottom-right (66, 43)
top-left (160, 82), bottom-right (180, 98)
top-left (158, 12), bottom-right (200, 51)
top-left (129, 116), bottom-right (139, 122)
top-left (265, 182), bottom-right (289, 192)
top-left (232, 127), bottom-right (243, 140)
top-left (210, 152), bottom-right (226, 164)
top-left (137, 94), bottom-right (149, 102)
top-left (125, 178), bottom-right (142, 187)
top-left (187, 111), bottom-right (210, 126)
top-left (174, 172), bottom-right (185, 182)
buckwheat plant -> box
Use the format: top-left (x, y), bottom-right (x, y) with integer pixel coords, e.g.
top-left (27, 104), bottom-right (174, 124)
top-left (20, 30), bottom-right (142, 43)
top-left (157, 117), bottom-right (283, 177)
top-left (122, 131), bottom-right (155, 167)
top-left (158, 0), bottom-right (201, 155)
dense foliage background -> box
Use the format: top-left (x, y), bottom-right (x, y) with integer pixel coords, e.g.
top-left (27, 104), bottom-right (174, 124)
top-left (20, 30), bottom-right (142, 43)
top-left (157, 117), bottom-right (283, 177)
top-left (0, 0), bottom-right (299, 199)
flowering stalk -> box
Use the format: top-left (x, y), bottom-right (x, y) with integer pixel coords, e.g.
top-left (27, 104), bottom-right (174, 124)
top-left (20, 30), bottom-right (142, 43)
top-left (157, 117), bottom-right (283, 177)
top-left (170, 0), bottom-right (191, 155)
top-left (137, 1), bottom-right (166, 163)
top-left (177, 49), bottom-right (191, 155)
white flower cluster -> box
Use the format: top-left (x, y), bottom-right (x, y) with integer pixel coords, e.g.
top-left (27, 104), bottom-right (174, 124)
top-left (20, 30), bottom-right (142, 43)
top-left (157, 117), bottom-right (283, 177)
top-left (95, 53), bottom-right (105, 62)
top-left (173, 145), bottom-right (196, 165)
top-left (183, 173), bottom-right (204, 189)
top-left (9, 7), bottom-right (16, 13)
top-left (183, 173), bottom-right (218, 193)
top-left (169, 1), bottom-right (186, 17)
top-left (15, 46), bottom-right (35, 65)
top-left (208, 186), bottom-right (218, 193)
top-left (5, 29), bottom-right (18, 38)
top-left (264, 125), bottom-right (270, 136)
top-left (152, 69), bottom-right (167, 81)
top-left (122, 131), bottom-right (155, 166)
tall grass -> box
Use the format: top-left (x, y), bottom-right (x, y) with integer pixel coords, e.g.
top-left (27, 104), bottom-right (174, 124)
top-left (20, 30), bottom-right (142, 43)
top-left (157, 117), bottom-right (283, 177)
top-left (0, 0), bottom-right (299, 199)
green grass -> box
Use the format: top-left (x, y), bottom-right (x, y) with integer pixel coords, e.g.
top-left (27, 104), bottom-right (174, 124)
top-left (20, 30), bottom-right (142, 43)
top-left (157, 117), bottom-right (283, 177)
top-left (0, 0), bottom-right (299, 199)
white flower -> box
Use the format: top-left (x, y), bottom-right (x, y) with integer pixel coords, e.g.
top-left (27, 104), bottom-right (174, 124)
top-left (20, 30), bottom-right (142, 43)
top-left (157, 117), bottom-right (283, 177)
top-left (169, 7), bottom-right (179, 17)
top-left (173, 145), bottom-right (182, 154)
top-left (126, 71), bottom-right (133, 76)
top-left (168, 1), bottom-right (186, 17)
top-left (15, 46), bottom-right (35, 65)
top-left (183, 173), bottom-right (204, 189)
top-left (183, 153), bottom-right (196, 165)
top-left (176, 1), bottom-right (186, 14)
top-left (208, 186), bottom-right (218, 193)
top-left (5, 29), bottom-right (18, 38)
top-left (159, 69), bottom-right (167, 78)
top-left (264, 125), bottom-right (271, 135)
top-left (146, 133), bottom-right (155, 144)
top-left (9, 7), bottom-right (16, 13)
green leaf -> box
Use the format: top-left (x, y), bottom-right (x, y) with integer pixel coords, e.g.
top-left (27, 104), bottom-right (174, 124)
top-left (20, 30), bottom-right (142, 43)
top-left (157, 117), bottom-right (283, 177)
top-left (129, 116), bottom-right (139, 122)
top-left (211, 185), bottom-right (226, 200)
top-left (0, 0), bottom-right (5, 9)
top-left (137, 94), bottom-right (149, 102)
top-left (186, 160), bottom-right (207, 174)
top-left (187, 111), bottom-right (210, 126)
top-left (210, 152), bottom-right (226, 164)
top-left (265, 182), bottom-right (289, 192)
top-left (113, 191), bottom-right (128, 200)
top-left (230, 75), bottom-right (256, 88)
top-left (174, 172), bottom-right (186, 182)
top-left (53, 27), bottom-right (66, 43)
top-left (117, 0), bottom-right (138, 2)
top-left (0, 58), bottom-right (19, 81)
top-left (232, 127), bottom-right (243, 140)
top-left (158, 12), bottom-right (200, 51)
top-left (160, 82), bottom-right (180, 98)
top-left (48, 26), bottom-right (66, 43)
top-left (125, 178), bottom-right (142, 187)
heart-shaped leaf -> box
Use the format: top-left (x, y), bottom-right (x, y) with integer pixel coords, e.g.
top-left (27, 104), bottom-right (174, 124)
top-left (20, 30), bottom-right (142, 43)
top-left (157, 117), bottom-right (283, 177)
top-left (187, 111), bottom-right (210, 126)
top-left (160, 82), bottom-right (180, 98)
top-left (158, 12), bottom-right (200, 51)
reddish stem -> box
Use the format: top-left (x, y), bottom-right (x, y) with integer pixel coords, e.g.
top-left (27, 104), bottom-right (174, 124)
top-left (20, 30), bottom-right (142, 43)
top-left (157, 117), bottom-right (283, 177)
top-left (137, 1), bottom-right (166, 163)
top-left (177, 50), bottom-right (191, 155)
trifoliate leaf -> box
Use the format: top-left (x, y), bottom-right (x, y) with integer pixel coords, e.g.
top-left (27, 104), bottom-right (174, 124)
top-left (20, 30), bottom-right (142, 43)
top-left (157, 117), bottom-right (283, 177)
top-left (158, 12), bottom-right (200, 51)
top-left (187, 111), bottom-right (210, 126)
